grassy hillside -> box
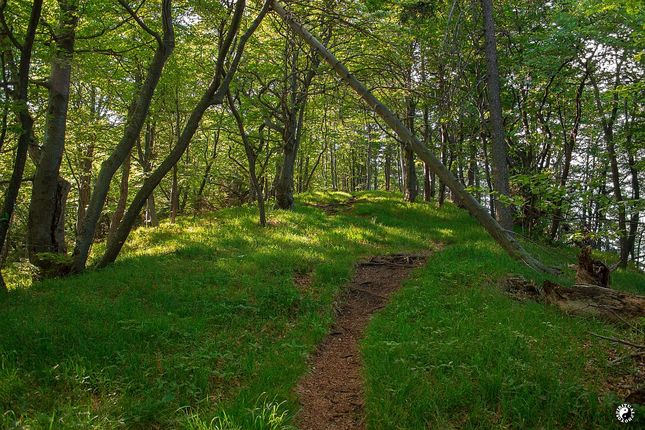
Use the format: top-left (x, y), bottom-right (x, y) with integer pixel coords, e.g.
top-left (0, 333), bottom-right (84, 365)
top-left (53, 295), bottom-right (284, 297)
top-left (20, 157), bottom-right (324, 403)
top-left (1, 192), bottom-right (643, 429)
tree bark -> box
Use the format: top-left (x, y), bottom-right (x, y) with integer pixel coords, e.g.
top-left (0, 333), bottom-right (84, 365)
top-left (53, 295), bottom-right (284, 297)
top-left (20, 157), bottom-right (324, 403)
top-left (76, 140), bottom-right (94, 234)
top-left (71, 0), bottom-right (175, 272)
top-left (505, 277), bottom-right (645, 323)
top-left (27, 0), bottom-right (78, 260)
top-left (272, 0), bottom-right (555, 273)
top-left (384, 147), bottom-right (391, 191)
top-left (480, 0), bottom-right (513, 231)
top-left (625, 104), bottom-right (640, 262)
top-left (140, 123), bottom-right (159, 227)
top-left (591, 66), bottom-right (629, 268)
top-left (107, 150), bottom-right (131, 246)
top-left (403, 97), bottom-right (418, 202)
top-left (0, 0), bottom-right (43, 292)
top-left (549, 68), bottom-right (589, 240)
top-left (275, 23), bottom-right (331, 209)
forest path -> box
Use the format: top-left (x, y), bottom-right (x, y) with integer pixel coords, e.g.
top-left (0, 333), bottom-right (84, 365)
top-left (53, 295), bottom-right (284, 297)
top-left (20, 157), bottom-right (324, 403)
top-left (295, 253), bottom-right (428, 430)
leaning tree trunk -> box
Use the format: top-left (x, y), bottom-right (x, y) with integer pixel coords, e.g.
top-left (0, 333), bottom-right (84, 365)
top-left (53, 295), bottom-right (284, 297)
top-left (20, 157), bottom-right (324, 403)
top-left (0, 0), bottom-right (43, 293)
top-left (27, 0), bottom-right (77, 261)
top-left (71, 0), bottom-right (175, 273)
top-left (272, 0), bottom-right (555, 274)
top-left (97, 0), bottom-right (271, 268)
top-left (480, 0), bottom-right (513, 231)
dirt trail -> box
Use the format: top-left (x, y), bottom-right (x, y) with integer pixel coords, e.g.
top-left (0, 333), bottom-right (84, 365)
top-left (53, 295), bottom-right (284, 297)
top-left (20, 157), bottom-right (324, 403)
top-left (296, 254), bottom-right (427, 430)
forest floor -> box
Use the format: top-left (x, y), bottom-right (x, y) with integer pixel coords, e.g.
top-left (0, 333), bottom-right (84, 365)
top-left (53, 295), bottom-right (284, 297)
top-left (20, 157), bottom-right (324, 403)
top-left (0, 192), bottom-right (643, 429)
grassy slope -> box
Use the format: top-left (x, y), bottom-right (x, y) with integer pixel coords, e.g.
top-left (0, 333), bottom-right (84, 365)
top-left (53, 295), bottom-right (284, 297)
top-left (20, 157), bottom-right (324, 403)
top-left (0, 192), bottom-right (643, 429)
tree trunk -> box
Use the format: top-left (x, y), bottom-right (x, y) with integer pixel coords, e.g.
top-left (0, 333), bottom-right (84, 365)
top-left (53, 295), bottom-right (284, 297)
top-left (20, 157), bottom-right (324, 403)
top-left (403, 144), bottom-right (417, 202)
top-left (0, 0), bottom-right (43, 292)
top-left (227, 91), bottom-right (267, 226)
top-left (424, 163), bottom-right (432, 202)
top-left (550, 69), bottom-right (589, 240)
top-left (76, 140), bottom-right (94, 234)
top-left (71, 0), bottom-right (175, 272)
top-left (625, 106), bottom-right (640, 262)
top-left (384, 147), bottom-right (391, 191)
top-left (196, 127), bottom-right (220, 210)
top-left (170, 164), bottom-right (179, 223)
top-left (438, 124), bottom-right (449, 206)
top-left (366, 124), bottom-right (372, 191)
top-left (273, 0), bottom-right (555, 273)
top-left (275, 132), bottom-right (298, 209)
top-left (27, 0), bottom-right (77, 261)
top-left (141, 123), bottom-right (159, 227)
top-left (107, 150), bottom-right (131, 246)
top-left (480, 0), bottom-right (513, 231)
top-left (403, 97), bottom-right (418, 202)
top-left (591, 68), bottom-right (629, 268)
top-left (98, 0), bottom-right (270, 267)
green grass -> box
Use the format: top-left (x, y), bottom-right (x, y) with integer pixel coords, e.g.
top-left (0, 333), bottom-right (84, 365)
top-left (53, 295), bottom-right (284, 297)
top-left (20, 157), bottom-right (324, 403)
top-left (0, 192), bottom-right (643, 429)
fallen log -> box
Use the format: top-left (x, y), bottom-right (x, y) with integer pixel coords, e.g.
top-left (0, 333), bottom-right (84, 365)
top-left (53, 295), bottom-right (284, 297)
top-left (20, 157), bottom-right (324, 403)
top-left (542, 281), bottom-right (644, 321)
top-left (505, 277), bottom-right (645, 322)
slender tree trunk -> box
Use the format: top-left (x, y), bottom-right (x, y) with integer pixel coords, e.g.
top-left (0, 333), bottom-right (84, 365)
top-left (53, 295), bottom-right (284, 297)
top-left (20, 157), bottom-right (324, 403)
top-left (0, 0), bottom-right (43, 292)
top-left (273, 0), bottom-right (555, 273)
top-left (481, 0), bottom-right (513, 231)
top-left (422, 106), bottom-right (433, 202)
top-left (591, 67), bottom-right (629, 268)
top-left (481, 132), bottom-right (495, 216)
top-left (107, 150), bottom-right (131, 246)
top-left (170, 164), bottom-right (179, 223)
top-left (98, 0), bottom-right (270, 267)
top-left (141, 123), bottom-right (159, 227)
top-left (550, 69), bottom-right (589, 240)
top-left (424, 163), bottom-right (431, 202)
top-left (403, 97), bottom-right (418, 202)
top-left (227, 90), bottom-right (267, 226)
top-left (366, 124), bottom-right (372, 191)
top-left (438, 124), bottom-right (449, 206)
top-left (28, 0), bottom-right (78, 261)
top-left (71, 0), bottom-right (175, 272)
top-left (330, 142), bottom-right (338, 191)
top-left (76, 140), bottom-right (94, 234)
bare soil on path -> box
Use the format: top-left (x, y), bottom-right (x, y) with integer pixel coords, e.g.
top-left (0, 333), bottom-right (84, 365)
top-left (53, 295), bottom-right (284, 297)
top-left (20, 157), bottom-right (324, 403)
top-left (296, 253), bottom-right (428, 430)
